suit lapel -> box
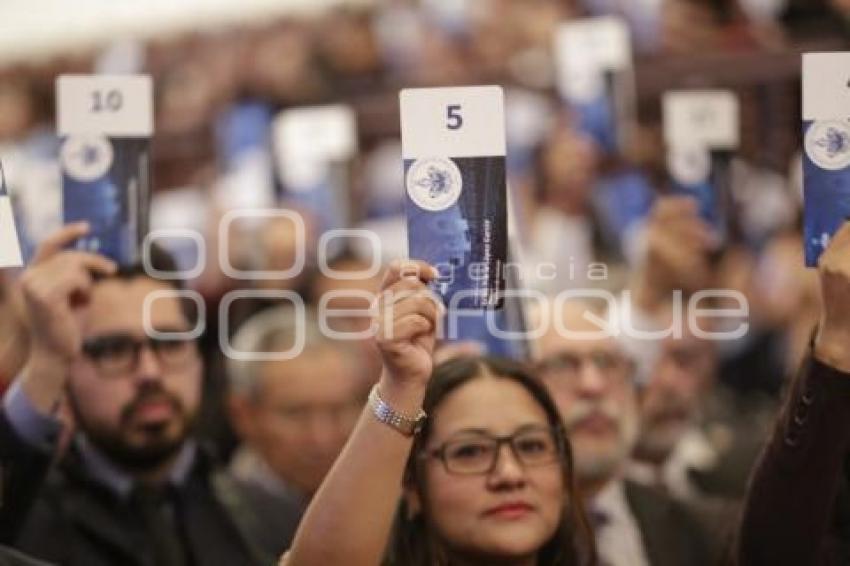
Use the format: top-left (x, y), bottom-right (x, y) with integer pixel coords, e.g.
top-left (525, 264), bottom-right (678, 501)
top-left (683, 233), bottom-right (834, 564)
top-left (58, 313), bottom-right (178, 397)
top-left (623, 480), bottom-right (677, 566)
top-left (58, 484), bottom-right (145, 565)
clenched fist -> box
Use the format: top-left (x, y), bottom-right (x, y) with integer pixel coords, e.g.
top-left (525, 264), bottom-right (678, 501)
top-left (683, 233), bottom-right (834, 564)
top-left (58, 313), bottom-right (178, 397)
top-left (373, 260), bottom-right (443, 392)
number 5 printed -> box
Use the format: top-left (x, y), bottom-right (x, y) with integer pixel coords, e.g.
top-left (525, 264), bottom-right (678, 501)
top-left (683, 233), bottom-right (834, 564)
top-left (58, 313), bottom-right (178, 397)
top-left (447, 104), bottom-right (463, 130)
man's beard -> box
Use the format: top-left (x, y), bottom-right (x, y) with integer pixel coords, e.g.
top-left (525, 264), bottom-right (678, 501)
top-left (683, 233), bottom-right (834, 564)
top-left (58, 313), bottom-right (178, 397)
top-left (564, 399), bottom-right (638, 485)
top-left (635, 418), bottom-right (689, 464)
top-left (69, 384), bottom-right (196, 473)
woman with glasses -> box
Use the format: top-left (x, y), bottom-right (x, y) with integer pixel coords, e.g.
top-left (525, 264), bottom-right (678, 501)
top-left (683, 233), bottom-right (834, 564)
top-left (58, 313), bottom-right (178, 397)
top-left (282, 260), bottom-right (595, 566)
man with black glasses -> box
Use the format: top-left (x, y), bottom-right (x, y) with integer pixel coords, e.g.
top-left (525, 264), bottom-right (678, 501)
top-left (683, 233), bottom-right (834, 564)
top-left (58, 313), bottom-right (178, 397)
top-left (0, 224), bottom-right (262, 566)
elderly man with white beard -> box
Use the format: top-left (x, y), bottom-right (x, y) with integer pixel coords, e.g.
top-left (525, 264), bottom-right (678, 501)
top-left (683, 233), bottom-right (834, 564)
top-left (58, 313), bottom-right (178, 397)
top-left (534, 299), bottom-right (711, 566)
top-left (627, 305), bottom-right (719, 499)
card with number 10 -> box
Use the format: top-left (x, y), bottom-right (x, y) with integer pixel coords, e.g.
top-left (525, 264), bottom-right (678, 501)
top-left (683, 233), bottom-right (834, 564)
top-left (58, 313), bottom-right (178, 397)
top-left (57, 75), bottom-right (153, 266)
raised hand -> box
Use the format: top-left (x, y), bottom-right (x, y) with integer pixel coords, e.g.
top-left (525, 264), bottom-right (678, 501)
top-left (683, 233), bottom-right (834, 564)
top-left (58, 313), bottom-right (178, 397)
top-left (20, 223), bottom-right (117, 362)
top-left (814, 222), bottom-right (850, 372)
top-left (373, 259), bottom-right (443, 391)
top-left (633, 196), bottom-right (716, 311)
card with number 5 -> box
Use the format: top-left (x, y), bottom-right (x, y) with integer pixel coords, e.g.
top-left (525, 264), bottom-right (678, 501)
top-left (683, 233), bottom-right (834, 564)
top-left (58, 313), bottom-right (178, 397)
top-left (400, 86), bottom-right (507, 310)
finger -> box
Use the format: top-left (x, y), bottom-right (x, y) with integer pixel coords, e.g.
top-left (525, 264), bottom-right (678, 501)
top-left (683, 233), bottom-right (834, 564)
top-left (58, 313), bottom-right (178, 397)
top-left (38, 268), bottom-right (93, 303)
top-left (381, 259), bottom-right (439, 290)
top-left (31, 223), bottom-right (91, 264)
top-left (24, 268), bottom-right (89, 309)
top-left (382, 314), bottom-right (435, 343)
top-left (825, 221), bottom-right (850, 260)
top-left (64, 252), bottom-right (118, 277)
top-left (379, 279), bottom-right (439, 305)
top-left (664, 220), bottom-right (715, 250)
top-left (652, 196), bottom-right (699, 222)
top-left (384, 290), bottom-right (444, 322)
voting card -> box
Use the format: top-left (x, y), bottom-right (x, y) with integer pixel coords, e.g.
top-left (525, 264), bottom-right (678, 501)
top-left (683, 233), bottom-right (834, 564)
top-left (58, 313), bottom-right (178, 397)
top-left (554, 17), bottom-right (635, 154)
top-left (400, 86), bottom-right (507, 310)
top-left (0, 161), bottom-right (23, 268)
top-left (802, 53), bottom-right (850, 266)
top-left (663, 90), bottom-right (739, 237)
top-left (57, 75), bottom-right (153, 265)
top-left (273, 104), bottom-right (357, 243)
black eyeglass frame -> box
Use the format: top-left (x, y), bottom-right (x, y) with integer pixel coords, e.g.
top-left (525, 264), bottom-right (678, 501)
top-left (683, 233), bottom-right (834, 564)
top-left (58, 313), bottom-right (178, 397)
top-left (80, 333), bottom-right (198, 376)
top-left (419, 425), bottom-right (566, 476)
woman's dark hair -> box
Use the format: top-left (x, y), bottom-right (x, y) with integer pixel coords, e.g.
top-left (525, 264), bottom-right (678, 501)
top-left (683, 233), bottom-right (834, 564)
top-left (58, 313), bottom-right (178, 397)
top-left (383, 355), bottom-right (597, 566)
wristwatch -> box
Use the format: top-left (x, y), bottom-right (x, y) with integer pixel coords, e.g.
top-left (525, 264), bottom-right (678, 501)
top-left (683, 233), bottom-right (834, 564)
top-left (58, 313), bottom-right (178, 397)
top-left (368, 385), bottom-right (427, 437)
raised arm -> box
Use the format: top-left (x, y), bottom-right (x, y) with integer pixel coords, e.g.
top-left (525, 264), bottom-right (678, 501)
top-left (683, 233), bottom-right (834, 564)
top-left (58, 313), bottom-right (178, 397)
top-left (736, 222), bottom-right (850, 565)
top-left (0, 223), bottom-right (116, 542)
top-left (282, 260), bottom-right (442, 566)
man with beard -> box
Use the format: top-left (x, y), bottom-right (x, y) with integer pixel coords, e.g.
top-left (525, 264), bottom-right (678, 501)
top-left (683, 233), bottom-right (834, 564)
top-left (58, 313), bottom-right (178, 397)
top-left (628, 311), bottom-right (719, 498)
top-left (0, 224), bottom-right (262, 566)
top-left (534, 299), bottom-right (710, 566)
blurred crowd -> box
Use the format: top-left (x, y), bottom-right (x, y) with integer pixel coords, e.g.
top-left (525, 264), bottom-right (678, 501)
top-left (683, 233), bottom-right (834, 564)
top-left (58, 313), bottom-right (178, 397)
top-left (0, 0), bottom-right (849, 564)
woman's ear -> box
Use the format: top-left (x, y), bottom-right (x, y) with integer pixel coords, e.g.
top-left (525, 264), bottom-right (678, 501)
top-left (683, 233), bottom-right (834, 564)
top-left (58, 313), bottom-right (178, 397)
top-left (403, 488), bottom-right (422, 520)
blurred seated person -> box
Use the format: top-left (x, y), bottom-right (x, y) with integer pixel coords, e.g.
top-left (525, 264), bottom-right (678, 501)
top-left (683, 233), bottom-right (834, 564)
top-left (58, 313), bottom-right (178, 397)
top-left (222, 208), bottom-right (318, 337)
top-left (630, 197), bottom-right (779, 487)
top-left (309, 248), bottom-right (384, 378)
top-left (524, 121), bottom-right (605, 294)
top-left (1, 224), bottom-right (263, 565)
top-left (628, 305), bottom-right (719, 500)
top-left (534, 298), bottom-right (712, 566)
top-left (282, 260), bottom-right (595, 566)
top-left (225, 305), bottom-right (370, 559)
top-left (660, 0), bottom-right (779, 54)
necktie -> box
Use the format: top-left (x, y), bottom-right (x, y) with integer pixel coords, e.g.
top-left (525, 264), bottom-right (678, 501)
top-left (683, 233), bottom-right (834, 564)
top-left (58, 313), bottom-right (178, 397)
top-left (588, 505), bottom-right (610, 532)
top-left (131, 484), bottom-right (187, 566)
top-left (588, 506), bottom-right (614, 566)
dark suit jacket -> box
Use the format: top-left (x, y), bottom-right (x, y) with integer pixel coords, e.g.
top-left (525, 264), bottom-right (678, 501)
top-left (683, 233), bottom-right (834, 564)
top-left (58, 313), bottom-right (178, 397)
top-left (735, 355), bottom-right (850, 566)
top-left (224, 476), bottom-right (307, 563)
top-left (0, 411), bottom-right (51, 544)
top-left (0, 547), bottom-right (50, 566)
top-left (0, 409), bottom-right (266, 566)
top-left (624, 480), bottom-right (713, 566)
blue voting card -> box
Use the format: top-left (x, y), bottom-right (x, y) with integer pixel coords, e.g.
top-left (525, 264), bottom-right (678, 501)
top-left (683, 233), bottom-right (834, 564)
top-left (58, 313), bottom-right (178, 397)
top-left (554, 18), bottom-right (634, 156)
top-left (57, 75), bottom-right (153, 266)
top-left (273, 105), bottom-right (357, 242)
top-left (662, 90), bottom-right (739, 242)
top-left (668, 149), bottom-right (730, 239)
top-left (60, 136), bottom-right (150, 265)
top-left (801, 53), bottom-right (850, 266)
top-left (403, 156), bottom-right (508, 310)
top-left (448, 248), bottom-right (530, 360)
top-left (400, 86), bottom-right (508, 311)
top-left (802, 120), bottom-right (850, 265)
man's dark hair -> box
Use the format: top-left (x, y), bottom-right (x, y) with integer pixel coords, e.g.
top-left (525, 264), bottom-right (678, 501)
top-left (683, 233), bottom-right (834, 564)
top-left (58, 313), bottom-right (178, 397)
top-left (94, 244), bottom-right (197, 325)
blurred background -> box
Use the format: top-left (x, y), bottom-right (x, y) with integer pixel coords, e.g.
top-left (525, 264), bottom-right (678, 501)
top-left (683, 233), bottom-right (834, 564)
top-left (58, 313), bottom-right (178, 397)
top-left (0, 1), bottom-right (846, 549)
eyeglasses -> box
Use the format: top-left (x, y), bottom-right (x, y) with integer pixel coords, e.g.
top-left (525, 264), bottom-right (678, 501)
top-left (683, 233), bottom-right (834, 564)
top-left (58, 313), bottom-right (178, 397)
top-left (81, 333), bottom-right (197, 376)
top-left (422, 426), bottom-right (563, 476)
top-left (535, 350), bottom-right (632, 385)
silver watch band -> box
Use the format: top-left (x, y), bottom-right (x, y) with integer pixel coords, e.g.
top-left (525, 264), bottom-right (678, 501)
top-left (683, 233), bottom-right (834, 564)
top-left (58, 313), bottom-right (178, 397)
top-left (368, 385), bottom-right (426, 437)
